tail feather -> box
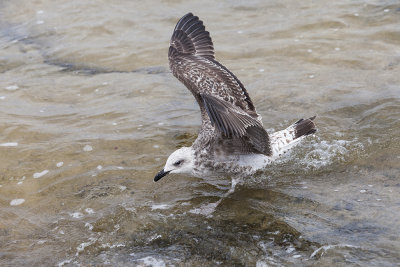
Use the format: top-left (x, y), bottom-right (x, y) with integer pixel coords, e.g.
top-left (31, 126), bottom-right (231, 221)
top-left (294, 116), bottom-right (317, 139)
top-left (270, 116), bottom-right (317, 158)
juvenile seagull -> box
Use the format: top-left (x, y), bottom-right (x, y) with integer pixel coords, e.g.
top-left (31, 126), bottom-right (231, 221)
top-left (154, 13), bottom-right (316, 181)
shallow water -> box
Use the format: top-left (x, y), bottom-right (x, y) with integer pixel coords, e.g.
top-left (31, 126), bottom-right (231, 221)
top-left (1, 0), bottom-right (400, 266)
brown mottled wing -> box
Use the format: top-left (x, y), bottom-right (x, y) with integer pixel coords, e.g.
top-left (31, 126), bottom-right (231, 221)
top-left (168, 13), bottom-right (269, 155)
top-left (168, 13), bottom-right (260, 121)
top-left (202, 94), bottom-right (271, 155)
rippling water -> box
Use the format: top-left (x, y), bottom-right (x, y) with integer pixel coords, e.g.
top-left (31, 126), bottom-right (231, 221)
top-left (1, 0), bottom-right (400, 266)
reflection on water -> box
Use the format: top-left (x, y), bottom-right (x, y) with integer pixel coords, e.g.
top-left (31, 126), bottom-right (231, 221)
top-left (1, 0), bottom-right (400, 266)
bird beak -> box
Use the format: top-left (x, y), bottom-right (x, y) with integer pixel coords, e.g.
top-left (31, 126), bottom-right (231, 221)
top-left (154, 169), bottom-right (170, 182)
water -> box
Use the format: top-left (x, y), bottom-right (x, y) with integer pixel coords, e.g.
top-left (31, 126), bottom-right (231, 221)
top-left (1, 0), bottom-right (399, 266)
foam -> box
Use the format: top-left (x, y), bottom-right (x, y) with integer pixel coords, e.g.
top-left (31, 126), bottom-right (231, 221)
top-left (70, 212), bottom-right (84, 219)
top-left (0, 142), bottom-right (18, 147)
top-left (75, 237), bottom-right (97, 256)
top-left (189, 201), bottom-right (220, 217)
top-left (85, 222), bottom-right (93, 230)
top-left (5, 85), bottom-right (19, 90)
top-left (310, 244), bottom-right (359, 258)
top-left (57, 259), bottom-right (72, 267)
top-left (256, 261), bottom-right (269, 267)
top-left (151, 204), bottom-right (171, 210)
top-left (100, 243), bottom-right (125, 249)
top-left (137, 256), bottom-right (166, 267)
top-left (85, 208), bottom-right (95, 214)
top-left (83, 145), bottom-right (93, 151)
top-left (33, 170), bottom-right (49, 178)
top-left (10, 199), bottom-right (25, 206)
top-left (300, 138), bottom-right (362, 169)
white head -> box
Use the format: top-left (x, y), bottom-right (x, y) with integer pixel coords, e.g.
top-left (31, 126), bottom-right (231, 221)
top-left (154, 147), bottom-right (195, 181)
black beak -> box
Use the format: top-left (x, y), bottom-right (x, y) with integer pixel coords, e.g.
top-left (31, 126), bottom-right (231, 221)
top-left (154, 169), bottom-right (170, 182)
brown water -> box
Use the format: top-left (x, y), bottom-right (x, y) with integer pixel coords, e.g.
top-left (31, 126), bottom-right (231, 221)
top-left (1, 0), bottom-right (400, 266)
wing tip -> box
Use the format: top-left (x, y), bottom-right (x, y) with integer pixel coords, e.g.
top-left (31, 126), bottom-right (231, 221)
top-left (169, 13), bottom-right (215, 59)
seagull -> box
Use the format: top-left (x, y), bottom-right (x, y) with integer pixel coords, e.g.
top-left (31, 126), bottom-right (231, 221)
top-left (154, 13), bottom-right (316, 182)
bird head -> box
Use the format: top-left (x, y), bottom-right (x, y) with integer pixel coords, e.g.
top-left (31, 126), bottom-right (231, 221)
top-left (154, 147), bottom-right (195, 181)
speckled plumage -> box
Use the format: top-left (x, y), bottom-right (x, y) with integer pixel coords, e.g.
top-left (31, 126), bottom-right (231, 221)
top-left (154, 13), bottom-right (316, 181)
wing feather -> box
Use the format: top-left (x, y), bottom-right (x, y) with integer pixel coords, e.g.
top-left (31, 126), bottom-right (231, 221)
top-left (202, 94), bottom-right (271, 155)
top-left (168, 13), bottom-right (269, 155)
top-left (169, 13), bottom-right (214, 60)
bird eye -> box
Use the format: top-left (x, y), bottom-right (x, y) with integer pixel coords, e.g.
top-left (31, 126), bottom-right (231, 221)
top-left (173, 160), bottom-right (183, 166)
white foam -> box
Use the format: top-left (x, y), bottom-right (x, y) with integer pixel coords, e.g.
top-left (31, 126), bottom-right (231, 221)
top-left (5, 85), bottom-right (19, 90)
top-left (10, 199), bottom-right (25, 206)
top-left (302, 139), bottom-right (359, 169)
top-left (33, 170), bottom-right (49, 178)
top-left (0, 142), bottom-right (18, 147)
top-left (148, 234), bottom-right (162, 242)
top-left (56, 162), bottom-right (64, 167)
top-left (70, 212), bottom-right (84, 219)
top-left (75, 237), bottom-right (97, 256)
top-left (137, 256), bottom-right (166, 267)
top-left (85, 222), bottom-right (93, 230)
top-left (286, 247), bottom-right (295, 253)
top-left (83, 145), bottom-right (93, 151)
top-left (96, 165), bottom-right (103, 170)
top-left (0, 96), bottom-right (5, 100)
top-left (151, 204), bottom-right (171, 210)
top-left (57, 259), bottom-right (72, 267)
top-left (189, 201), bottom-right (220, 217)
top-left (310, 244), bottom-right (358, 258)
top-left (101, 243), bottom-right (125, 249)
top-left (256, 261), bottom-right (269, 267)
top-left (36, 20), bottom-right (44, 25)
top-left (85, 208), bottom-right (95, 214)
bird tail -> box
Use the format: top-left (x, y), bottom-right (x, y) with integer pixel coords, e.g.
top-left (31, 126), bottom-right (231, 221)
top-left (269, 116), bottom-right (316, 158)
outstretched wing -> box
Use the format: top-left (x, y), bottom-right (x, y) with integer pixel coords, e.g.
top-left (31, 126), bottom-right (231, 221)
top-left (168, 13), bottom-right (260, 122)
top-left (168, 13), bottom-right (270, 155)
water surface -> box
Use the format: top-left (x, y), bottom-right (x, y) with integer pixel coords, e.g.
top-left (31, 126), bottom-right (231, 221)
top-left (1, 0), bottom-right (400, 266)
